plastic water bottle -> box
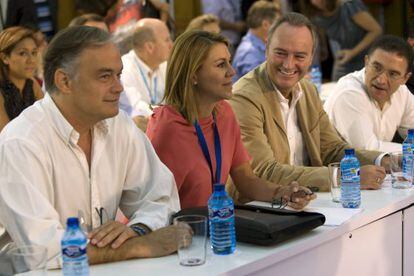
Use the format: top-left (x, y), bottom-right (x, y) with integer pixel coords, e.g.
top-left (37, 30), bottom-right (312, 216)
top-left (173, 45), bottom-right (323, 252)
top-left (208, 183), bottom-right (236, 255)
top-left (402, 129), bottom-right (414, 184)
top-left (310, 65), bottom-right (322, 92)
top-left (340, 148), bottom-right (361, 208)
top-left (62, 217), bottom-right (89, 276)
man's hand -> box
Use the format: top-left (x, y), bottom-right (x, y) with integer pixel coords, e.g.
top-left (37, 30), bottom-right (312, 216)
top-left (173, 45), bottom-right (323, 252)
top-left (133, 116), bottom-right (149, 132)
top-left (131, 225), bottom-right (192, 258)
top-left (360, 165), bottom-right (386, 190)
top-left (274, 182), bottom-right (317, 210)
top-left (380, 155), bottom-right (391, 173)
top-left (89, 221), bottom-right (138, 249)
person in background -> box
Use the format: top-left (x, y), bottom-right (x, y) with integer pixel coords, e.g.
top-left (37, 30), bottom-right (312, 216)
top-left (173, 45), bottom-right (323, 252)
top-left (147, 30), bottom-right (315, 209)
top-left (302, 0), bottom-right (382, 81)
top-left (120, 18), bottom-right (172, 131)
top-left (405, 18), bottom-right (414, 95)
top-left (232, 0), bottom-right (279, 82)
top-left (324, 35), bottom-right (414, 152)
top-left (201, 0), bottom-right (246, 50)
top-left (186, 14), bottom-right (221, 34)
top-left (0, 26), bottom-right (186, 268)
top-left (69, 13), bottom-right (109, 32)
top-left (0, 26), bottom-right (43, 132)
top-left (229, 13), bottom-right (388, 201)
top-left (23, 24), bottom-right (49, 84)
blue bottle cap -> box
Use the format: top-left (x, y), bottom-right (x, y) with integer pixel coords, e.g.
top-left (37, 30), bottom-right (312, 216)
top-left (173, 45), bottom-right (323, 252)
top-left (213, 183), bottom-right (225, 192)
top-left (344, 148), bottom-right (355, 155)
top-left (66, 217), bottom-right (79, 227)
top-left (408, 129), bottom-right (414, 135)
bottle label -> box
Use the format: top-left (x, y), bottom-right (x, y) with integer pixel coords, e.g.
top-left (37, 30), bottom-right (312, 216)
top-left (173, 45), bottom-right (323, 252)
top-left (342, 167), bottom-right (359, 181)
top-left (62, 246), bottom-right (87, 258)
top-left (209, 207), bottom-right (234, 219)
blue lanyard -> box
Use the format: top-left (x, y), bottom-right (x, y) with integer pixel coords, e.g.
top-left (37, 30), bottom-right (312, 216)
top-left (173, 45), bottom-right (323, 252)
top-left (135, 59), bottom-right (158, 104)
top-left (194, 117), bottom-right (222, 187)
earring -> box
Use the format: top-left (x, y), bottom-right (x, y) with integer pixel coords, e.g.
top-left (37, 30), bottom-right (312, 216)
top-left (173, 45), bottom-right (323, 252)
top-left (193, 81), bottom-right (198, 86)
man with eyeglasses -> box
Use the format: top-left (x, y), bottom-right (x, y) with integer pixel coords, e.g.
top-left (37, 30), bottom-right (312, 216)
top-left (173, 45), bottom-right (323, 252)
top-left (229, 13), bottom-right (388, 201)
top-left (324, 35), bottom-right (414, 152)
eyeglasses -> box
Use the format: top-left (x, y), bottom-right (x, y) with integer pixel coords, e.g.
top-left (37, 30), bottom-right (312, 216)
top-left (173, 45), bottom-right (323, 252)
top-left (367, 61), bottom-right (406, 81)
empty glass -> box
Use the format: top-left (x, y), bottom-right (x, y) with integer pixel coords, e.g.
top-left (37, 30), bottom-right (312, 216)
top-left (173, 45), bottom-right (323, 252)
top-left (5, 244), bottom-right (47, 275)
top-left (390, 152), bottom-right (413, 189)
top-left (173, 215), bottom-right (207, 266)
top-left (328, 162), bottom-right (341, 203)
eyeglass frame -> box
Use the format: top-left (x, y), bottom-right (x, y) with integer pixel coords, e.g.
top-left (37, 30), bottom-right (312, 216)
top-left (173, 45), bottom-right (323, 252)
top-left (366, 59), bottom-right (408, 81)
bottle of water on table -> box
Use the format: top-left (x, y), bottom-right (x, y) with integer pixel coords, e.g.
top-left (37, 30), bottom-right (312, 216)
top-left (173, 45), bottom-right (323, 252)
top-left (340, 148), bottom-right (361, 208)
top-left (62, 217), bottom-right (89, 276)
top-left (402, 129), bottom-right (414, 184)
top-left (208, 183), bottom-right (236, 255)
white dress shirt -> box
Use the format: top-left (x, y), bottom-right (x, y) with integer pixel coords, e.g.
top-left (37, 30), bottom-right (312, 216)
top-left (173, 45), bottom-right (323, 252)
top-left (0, 93), bottom-right (179, 268)
top-left (271, 82), bottom-right (310, 166)
top-left (324, 69), bottom-right (414, 152)
top-left (120, 50), bottom-right (167, 117)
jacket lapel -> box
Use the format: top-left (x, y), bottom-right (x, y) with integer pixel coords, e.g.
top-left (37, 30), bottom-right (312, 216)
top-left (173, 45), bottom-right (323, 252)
top-left (256, 64), bottom-right (287, 136)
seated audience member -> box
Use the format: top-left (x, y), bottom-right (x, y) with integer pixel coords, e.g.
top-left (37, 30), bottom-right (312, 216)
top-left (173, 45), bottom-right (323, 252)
top-left (232, 1), bottom-right (279, 82)
top-left (229, 13), bottom-right (388, 197)
top-left (201, 0), bottom-right (246, 49)
top-left (0, 26), bottom-right (43, 131)
top-left (186, 14), bottom-right (221, 34)
top-left (324, 35), bottom-right (414, 152)
top-left (147, 30), bottom-right (315, 209)
top-left (0, 26), bottom-right (187, 268)
top-left (120, 18), bottom-right (172, 131)
top-left (68, 13), bottom-right (109, 31)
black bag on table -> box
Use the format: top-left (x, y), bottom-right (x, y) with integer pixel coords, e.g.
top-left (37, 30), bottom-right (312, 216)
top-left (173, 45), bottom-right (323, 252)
top-left (171, 204), bottom-right (325, 246)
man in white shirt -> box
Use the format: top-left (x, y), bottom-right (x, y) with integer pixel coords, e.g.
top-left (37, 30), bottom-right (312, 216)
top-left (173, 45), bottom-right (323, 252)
top-left (324, 35), bottom-right (414, 152)
top-left (0, 26), bottom-right (187, 268)
top-left (229, 13), bottom-right (388, 197)
top-left (120, 18), bottom-right (172, 131)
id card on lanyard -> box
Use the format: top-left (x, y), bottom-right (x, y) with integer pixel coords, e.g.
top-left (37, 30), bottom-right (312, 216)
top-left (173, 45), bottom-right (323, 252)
top-left (194, 117), bottom-right (222, 191)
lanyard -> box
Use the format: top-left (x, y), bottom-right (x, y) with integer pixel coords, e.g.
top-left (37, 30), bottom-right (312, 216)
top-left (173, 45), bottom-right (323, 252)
top-left (194, 117), bottom-right (222, 187)
top-left (134, 58), bottom-right (158, 104)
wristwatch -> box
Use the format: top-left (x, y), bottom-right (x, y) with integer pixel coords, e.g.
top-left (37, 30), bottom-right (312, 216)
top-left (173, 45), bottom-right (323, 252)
top-left (130, 224), bottom-right (149, 236)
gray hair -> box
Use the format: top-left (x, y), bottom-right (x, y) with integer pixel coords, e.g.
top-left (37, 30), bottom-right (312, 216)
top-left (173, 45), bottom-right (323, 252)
top-left (267, 12), bottom-right (318, 54)
top-left (131, 26), bottom-right (155, 49)
top-left (44, 26), bottom-right (112, 93)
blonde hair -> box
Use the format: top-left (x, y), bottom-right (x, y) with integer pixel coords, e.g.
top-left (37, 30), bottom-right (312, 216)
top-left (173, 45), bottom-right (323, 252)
top-left (186, 14), bottom-right (219, 32)
top-left (163, 30), bottom-right (229, 124)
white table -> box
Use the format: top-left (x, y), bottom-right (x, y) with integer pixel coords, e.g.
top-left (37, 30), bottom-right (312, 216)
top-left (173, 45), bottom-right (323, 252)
top-left (50, 187), bottom-right (414, 276)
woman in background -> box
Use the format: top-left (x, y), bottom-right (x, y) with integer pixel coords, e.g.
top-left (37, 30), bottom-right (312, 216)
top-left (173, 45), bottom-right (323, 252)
top-left (0, 27), bottom-right (43, 131)
top-left (302, 0), bottom-right (382, 80)
top-left (147, 30), bottom-right (315, 209)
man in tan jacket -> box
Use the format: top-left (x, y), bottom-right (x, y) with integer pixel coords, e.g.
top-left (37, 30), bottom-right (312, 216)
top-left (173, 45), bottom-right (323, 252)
top-left (229, 13), bottom-right (388, 194)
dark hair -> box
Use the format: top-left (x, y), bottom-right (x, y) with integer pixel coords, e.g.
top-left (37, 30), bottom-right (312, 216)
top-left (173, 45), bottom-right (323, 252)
top-left (0, 26), bottom-right (37, 120)
top-left (44, 26), bottom-right (112, 93)
top-left (267, 12), bottom-right (317, 54)
top-left (367, 35), bottom-right (414, 73)
top-left (69, 13), bottom-right (107, 28)
top-left (246, 1), bottom-right (278, 29)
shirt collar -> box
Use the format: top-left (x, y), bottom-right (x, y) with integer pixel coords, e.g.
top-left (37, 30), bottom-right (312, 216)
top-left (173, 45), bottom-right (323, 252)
top-left (42, 93), bottom-right (109, 145)
top-left (268, 75), bottom-right (303, 105)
